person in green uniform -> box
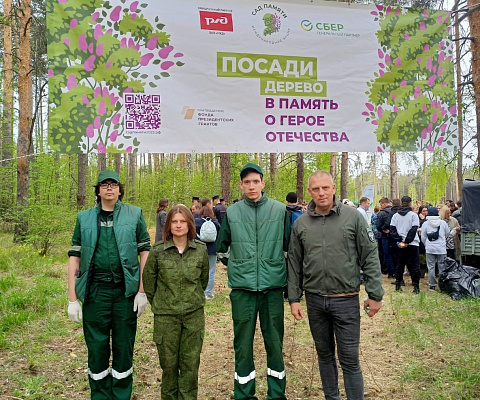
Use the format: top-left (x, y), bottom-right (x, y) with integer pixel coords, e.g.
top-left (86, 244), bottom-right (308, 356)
top-left (143, 204), bottom-right (209, 400)
top-left (216, 163), bottom-right (291, 400)
top-left (67, 170), bottom-right (151, 400)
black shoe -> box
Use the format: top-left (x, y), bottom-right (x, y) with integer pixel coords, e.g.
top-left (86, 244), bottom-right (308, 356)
top-left (391, 280), bottom-right (405, 286)
top-left (429, 286), bottom-right (436, 291)
top-left (413, 286), bottom-right (420, 294)
top-left (395, 282), bottom-right (402, 291)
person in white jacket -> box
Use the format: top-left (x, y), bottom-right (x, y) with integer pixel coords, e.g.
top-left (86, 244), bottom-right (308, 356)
top-left (421, 207), bottom-right (451, 291)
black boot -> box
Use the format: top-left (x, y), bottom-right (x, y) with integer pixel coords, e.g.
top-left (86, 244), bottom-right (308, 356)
top-left (413, 284), bottom-right (420, 294)
top-left (395, 281), bottom-right (402, 291)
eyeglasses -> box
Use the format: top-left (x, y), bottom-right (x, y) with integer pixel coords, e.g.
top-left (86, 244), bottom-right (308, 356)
top-left (99, 182), bottom-right (119, 189)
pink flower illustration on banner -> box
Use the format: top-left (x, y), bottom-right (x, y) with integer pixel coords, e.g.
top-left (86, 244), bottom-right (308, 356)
top-left (437, 137), bottom-right (444, 146)
top-left (147, 36), bottom-right (158, 50)
top-left (98, 101), bottom-right (106, 115)
top-left (112, 113), bottom-right (121, 125)
top-left (67, 74), bottom-right (77, 90)
top-left (110, 130), bottom-right (119, 142)
top-left (84, 55), bottom-right (96, 71)
top-left (126, 146), bottom-right (133, 153)
top-left (94, 24), bottom-right (103, 40)
top-left (450, 105), bottom-right (457, 115)
top-left (97, 142), bottom-right (106, 153)
top-left (161, 61), bottom-right (174, 70)
top-left (79, 34), bottom-right (88, 51)
top-left (140, 53), bottom-right (154, 66)
top-left (365, 103), bottom-right (374, 111)
top-left (159, 45), bottom-right (174, 59)
top-left (421, 128), bottom-right (427, 139)
top-left (86, 124), bottom-right (94, 138)
top-left (130, 1), bottom-right (139, 12)
top-left (110, 6), bottom-right (122, 22)
top-left (94, 116), bottom-right (101, 129)
top-left (70, 19), bottom-right (78, 29)
top-left (82, 95), bottom-right (90, 105)
top-left (427, 144), bottom-right (434, 152)
top-left (377, 146), bottom-right (384, 152)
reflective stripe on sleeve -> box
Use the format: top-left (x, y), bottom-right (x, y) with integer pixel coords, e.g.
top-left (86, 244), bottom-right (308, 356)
top-left (137, 241), bottom-right (150, 248)
top-left (71, 245), bottom-right (81, 252)
top-left (88, 367), bottom-right (110, 381)
top-left (267, 368), bottom-right (286, 380)
top-left (234, 370), bottom-right (256, 385)
top-left (111, 366), bottom-right (133, 380)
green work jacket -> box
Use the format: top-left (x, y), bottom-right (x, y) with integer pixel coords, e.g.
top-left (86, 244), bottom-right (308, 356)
top-left (287, 196), bottom-right (384, 302)
top-left (143, 239), bottom-right (209, 316)
top-left (68, 201), bottom-right (151, 302)
top-left (216, 193), bottom-right (290, 291)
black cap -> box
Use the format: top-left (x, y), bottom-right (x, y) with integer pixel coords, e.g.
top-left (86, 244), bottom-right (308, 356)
top-left (286, 192), bottom-right (297, 203)
top-left (192, 196), bottom-right (200, 201)
top-left (240, 163), bottom-right (263, 179)
top-left (233, 199), bottom-right (239, 203)
top-left (220, 197), bottom-right (225, 202)
top-left (401, 195), bottom-right (412, 204)
top-left (212, 195), bottom-right (219, 200)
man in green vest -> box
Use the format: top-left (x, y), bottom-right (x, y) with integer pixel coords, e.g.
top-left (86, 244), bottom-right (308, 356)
top-left (67, 170), bottom-right (151, 400)
top-left (216, 163), bottom-right (291, 400)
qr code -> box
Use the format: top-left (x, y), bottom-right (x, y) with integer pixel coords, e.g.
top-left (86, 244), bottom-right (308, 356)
top-left (124, 94), bottom-right (161, 130)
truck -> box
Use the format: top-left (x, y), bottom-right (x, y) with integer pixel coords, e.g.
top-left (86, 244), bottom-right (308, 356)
top-left (460, 179), bottom-right (480, 268)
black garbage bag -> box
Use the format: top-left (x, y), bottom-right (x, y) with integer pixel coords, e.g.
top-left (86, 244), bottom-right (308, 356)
top-left (438, 258), bottom-right (480, 300)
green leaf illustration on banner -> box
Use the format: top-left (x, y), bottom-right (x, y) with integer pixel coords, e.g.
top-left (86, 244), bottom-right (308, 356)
top-left (365, 5), bottom-right (456, 152)
top-left (47, 0), bottom-right (184, 154)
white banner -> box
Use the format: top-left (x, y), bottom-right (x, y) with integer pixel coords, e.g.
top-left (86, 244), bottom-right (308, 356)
top-left (47, 0), bottom-right (456, 154)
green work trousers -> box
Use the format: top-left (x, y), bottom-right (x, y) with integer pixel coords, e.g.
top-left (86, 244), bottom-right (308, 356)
top-left (83, 281), bottom-right (137, 400)
top-left (154, 308), bottom-right (205, 400)
top-left (230, 288), bottom-right (286, 400)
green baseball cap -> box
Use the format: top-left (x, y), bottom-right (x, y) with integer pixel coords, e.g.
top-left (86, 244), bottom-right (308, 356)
top-left (97, 170), bottom-right (120, 184)
top-left (240, 163), bottom-right (263, 179)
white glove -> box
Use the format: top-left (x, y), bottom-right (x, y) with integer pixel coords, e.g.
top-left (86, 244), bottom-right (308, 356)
top-left (68, 300), bottom-right (83, 323)
top-left (133, 292), bottom-right (148, 318)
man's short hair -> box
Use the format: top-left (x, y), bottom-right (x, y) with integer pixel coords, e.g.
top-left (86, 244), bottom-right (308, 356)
top-left (379, 197), bottom-right (390, 204)
top-left (359, 197), bottom-right (369, 204)
top-left (201, 197), bottom-right (211, 207)
top-left (392, 198), bottom-right (401, 206)
top-left (286, 192), bottom-right (297, 203)
top-left (456, 200), bottom-right (462, 207)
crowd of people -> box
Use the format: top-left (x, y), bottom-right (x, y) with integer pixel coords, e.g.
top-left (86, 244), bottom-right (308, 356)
top-left (70, 165), bottom-right (471, 399)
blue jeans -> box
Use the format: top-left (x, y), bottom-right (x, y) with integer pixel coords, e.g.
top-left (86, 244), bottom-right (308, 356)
top-left (305, 293), bottom-right (364, 400)
top-left (381, 238), bottom-right (395, 276)
top-left (204, 255), bottom-right (217, 297)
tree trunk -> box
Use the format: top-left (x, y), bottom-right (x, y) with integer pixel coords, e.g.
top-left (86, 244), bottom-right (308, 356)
top-left (269, 153), bottom-right (276, 189)
top-left (98, 153), bottom-right (107, 172)
top-left (390, 152), bottom-right (398, 199)
top-left (468, 0), bottom-right (480, 176)
top-left (296, 152), bottom-right (304, 203)
top-left (455, 10), bottom-right (464, 199)
top-left (115, 153), bottom-right (122, 175)
top-left (1, 0), bottom-right (14, 213)
top-left (77, 153), bottom-right (87, 208)
top-left (340, 152), bottom-right (348, 200)
top-left (153, 154), bottom-right (159, 172)
top-left (220, 153), bottom-right (231, 204)
top-left (14, 0), bottom-right (33, 241)
top-left (329, 152), bottom-right (337, 180)
top-left (128, 153), bottom-right (136, 203)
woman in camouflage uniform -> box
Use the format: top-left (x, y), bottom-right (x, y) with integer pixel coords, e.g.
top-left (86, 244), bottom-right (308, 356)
top-left (143, 204), bottom-right (209, 400)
